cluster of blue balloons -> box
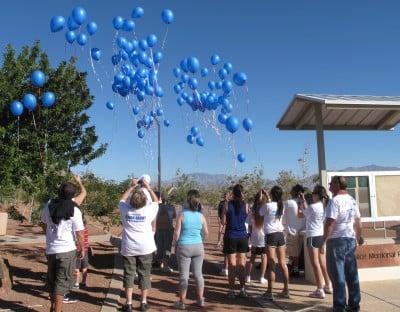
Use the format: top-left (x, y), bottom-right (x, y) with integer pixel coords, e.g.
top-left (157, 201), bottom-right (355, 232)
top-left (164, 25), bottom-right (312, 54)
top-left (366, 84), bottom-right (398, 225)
top-left (109, 6), bottom-right (174, 139)
top-left (10, 70), bottom-right (56, 117)
top-left (186, 126), bottom-right (204, 147)
top-left (50, 7), bottom-right (101, 60)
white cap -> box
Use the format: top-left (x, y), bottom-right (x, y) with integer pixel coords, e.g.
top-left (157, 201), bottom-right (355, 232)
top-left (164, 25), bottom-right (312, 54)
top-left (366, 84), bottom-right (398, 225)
top-left (139, 174), bottom-right (151, 184)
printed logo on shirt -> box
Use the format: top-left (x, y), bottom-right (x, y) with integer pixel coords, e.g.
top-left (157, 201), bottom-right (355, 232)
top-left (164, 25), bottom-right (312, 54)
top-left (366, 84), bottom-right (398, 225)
top-left (126, 213), bottom-right (146, 222)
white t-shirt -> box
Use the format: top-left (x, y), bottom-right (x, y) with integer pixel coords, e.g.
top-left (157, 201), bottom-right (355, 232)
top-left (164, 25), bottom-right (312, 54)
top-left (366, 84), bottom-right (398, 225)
top-left (246, 213), bottom-right (265, 247)
top-left (259, 202), bottom-right (284, 234)
top-left (303, 202), bottom-right (325, 238)
top-left (325, 193), bottom-right (361, 239)
top-left (41, 201), bottom-right (84, 255)
top-left (119, 200), bottom-right (159, 256)
top-left (283, 199), bottom-right (305, 236)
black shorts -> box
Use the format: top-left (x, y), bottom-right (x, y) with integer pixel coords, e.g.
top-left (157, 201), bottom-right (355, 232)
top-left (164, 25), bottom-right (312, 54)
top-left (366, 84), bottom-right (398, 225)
top-left (223, 237), bottom-right (249, 254)
top-left (251, 246), bottom-right (266, 255)
top-left (265, 232), bottom-right (285, 248)
top-left (307, 236), bottom-right (324, 248)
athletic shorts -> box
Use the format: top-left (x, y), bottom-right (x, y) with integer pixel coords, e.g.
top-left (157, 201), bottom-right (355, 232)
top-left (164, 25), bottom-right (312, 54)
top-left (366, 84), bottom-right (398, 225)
top-left (306, 236), bottom-right (324, 249)
top-left (265, 232), bottom-right (286, 248)
top-left (251, 246), bottom-right (266, 255)
top-left (223, 237), bottom-right (249, 254)
top-left (286, 233), bottom-right (302, 257)
top-left (46, 250), bottom-right (76, 295)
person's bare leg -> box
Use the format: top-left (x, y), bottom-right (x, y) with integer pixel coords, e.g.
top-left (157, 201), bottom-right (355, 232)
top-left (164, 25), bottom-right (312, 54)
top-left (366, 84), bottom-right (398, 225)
top-left (246, 253), bottom-right (256, 278)
top-left (54, 294), bottom-right (63, 312)
top-left (237, 253), bottom-right (247, 287)
top-left (277, 246), bottom-right (289, 291)
top-left (267, 247), bottom-right (276, 293)
top-left (260, 253), bottom-right (268, 279)
top-left (75, 269), bottom-right (80, 285)
top-left (319, 250), bottom-right (331, 288)
top-left (125, 287), bottom-right (133, 304)
top-left (141, 289), bottom-right (148, 303)
top-left (309, 247), bottom-right (324, 289)
top-left (82, 268), bottom-right (88, 284)
top-left (228, 254), bottom-right (237, 289)
top-left (224, 255), bottom-right (228, 270)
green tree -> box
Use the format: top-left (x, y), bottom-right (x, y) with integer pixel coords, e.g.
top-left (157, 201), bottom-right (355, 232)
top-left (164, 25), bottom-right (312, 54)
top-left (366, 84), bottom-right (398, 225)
top-left (0, 42), bottom-right (106, 200)
top-left (275, 170), bottom-right (300, 198)
top-left (168, 169), bottom-right (200, 206)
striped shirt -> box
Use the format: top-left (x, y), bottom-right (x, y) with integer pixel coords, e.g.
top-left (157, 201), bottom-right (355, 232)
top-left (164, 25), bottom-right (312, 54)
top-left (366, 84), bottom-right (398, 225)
top-left (76, 225), bottom-right (89, 251)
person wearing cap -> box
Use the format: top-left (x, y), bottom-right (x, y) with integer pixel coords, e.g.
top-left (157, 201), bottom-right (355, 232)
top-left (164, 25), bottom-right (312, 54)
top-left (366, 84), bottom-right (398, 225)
top-left (323, 176), bottom-right (363, 312)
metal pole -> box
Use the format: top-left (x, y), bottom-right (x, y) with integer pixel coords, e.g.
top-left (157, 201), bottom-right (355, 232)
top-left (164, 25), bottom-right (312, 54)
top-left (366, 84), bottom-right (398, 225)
top-left (157, 118), bottom-right (161, 194)
top-left (314, 103), bottom-right (326, 183)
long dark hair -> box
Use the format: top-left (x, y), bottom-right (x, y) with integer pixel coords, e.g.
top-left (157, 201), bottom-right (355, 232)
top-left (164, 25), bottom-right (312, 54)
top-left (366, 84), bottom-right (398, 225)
top-left (270, 185), bottom-right (283, 219)
top-left (252, 191), bottom-right (265, 229)
top-left (232, 184), bottom-right (244, 215)
top-left (187, 189), bottom-right (201, 212)
top-left (312, 184), bottom-right (328, 206)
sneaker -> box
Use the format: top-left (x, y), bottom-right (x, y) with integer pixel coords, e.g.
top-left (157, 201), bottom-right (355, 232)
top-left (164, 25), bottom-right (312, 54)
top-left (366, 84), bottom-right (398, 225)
top-left (309, 289), bottom-right (325, 299)
top-left (227, 289), bottom-right (236, 299)
top-left (263, 291), bottom-right (274, 301)
top-left (122, 303), bottom-right (132, 312)
top-left (73, 283), bottom-right (80, 289)
top-left (63, 294), bottom-right (78, 303)
top-left (220, 268), bottom-right (228, 276)
top-left (162, 266), bottom-right (174, 273)
top-left (278, 290), bottom-right (291, 299)
top-left (259, 277), bottom-right (267, 284)
top-left (140, 302), bottom-right (149, 311)
top-left (246, 275), bottom-right (251, 283)
top-left (239, 288), bottom-right (248, 298)
top-left (173, 300), bottom-right (186, 310)
top-left (324, 285), bottom-right (333, 294)
top-left (79, 283), bottom-right (86, 289)
top-left (196, 297), bottom-right (205, 307)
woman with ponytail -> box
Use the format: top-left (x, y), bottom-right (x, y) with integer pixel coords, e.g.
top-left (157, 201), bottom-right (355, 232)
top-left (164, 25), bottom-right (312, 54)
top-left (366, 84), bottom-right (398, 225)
top-left (173, 189), bottom-right (208, 309)
top-left (260, 185), bottom-right (290, 300)
top-left (222, 184), bottom-right (249, 299)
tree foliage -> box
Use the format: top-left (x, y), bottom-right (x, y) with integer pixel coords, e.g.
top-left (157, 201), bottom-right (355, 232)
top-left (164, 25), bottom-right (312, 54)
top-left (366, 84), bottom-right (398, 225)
top-left (0, 42), bottom-right (106, 201)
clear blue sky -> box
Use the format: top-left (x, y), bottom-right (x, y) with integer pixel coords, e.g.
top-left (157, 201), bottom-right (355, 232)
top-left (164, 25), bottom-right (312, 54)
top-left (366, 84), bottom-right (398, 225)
top-left (2, 0), bottom-right (400, 181)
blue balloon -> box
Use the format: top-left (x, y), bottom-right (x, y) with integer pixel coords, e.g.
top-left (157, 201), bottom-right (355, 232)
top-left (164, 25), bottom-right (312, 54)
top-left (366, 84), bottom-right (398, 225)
top-left (181, 92), bottom-right (189, 100)
top-left (23, 94), bottom-right (37, 110)
top-left (201, 68), bottom-right (209, 77)
top-left (147, 34), bottom-right (157, 47)
top-left (145, 85), bottom-right (154, 95)
top-left (113, 16), bottom-right (124, 30)
top-left (72, 6), bottom-right (87, 25)
top-left (10, 101), bottom-right (23, 116)
top-left (156, 108), bottom-right (164, 116)
top-left (173, 67), bottom-right (181, 78)
top-left (225, 116), bottom-right (240, 133)
top-left (188, 78), bottom-right (198, 90)
top-left (196, 137), bottom-right (204, 147)
top-left (208, 81), bottom-right (216, 90)
top-left (50, 16), bottom-right (65, 32)
top-left (153, 51), bottom-right (163, 63)
top-left (187, 57), bottom-right (200, 74)
top-left (223, 102), bottom-right (233, 113)
top-left (139, 39), bottom-right (148, 51)
top-left (65, 31), bottom-right (76, 43)
top-left (86, 21), bottom-right (98, 35)
top-left (114, 72), bottom-right (124, 84)
top-left (187, 134), bottom-right (195, 144)
top-left (31, 70), bottom-right (45, 87)
top-left (190, 126), bottom-right (200, 137)
top-left (207, 95), bottom-right (215, 105)
top-left (218, 68), bottom-right (228, 80)
top-left (138, 129), bottom-right (145, 139)
top-left (233, 72), bottom-right (247, 86)
top-left (243, 118), bottom-right (253, 132)
top-left (106, 101), bottom-right (114, 110)
top-left (132, 7), bottom-right (144, 18)
top-left (117, 36), bottom-right (127, 49)
top-left (181, 74), bottom-right (189, 83)
top-left (218, 113), bottom-right (228, 124)
top-left (77, 33), bottom-right (88, 46)
top-left (150, 110), bottom-right (157, 118)
top-left (132, 106), bottom-right (140, 115)
top-left (223, 62), bottom-right (233, 73)
top-left (163, 119), bottom-right (170, 127)
top-left (42, 92), bottom-right (56, 108)
top-left (155, 86), bottom-right (164, 97)
top-left (211, 54), bottom-right (220, 65)
top-left (111, 54), bottom-right (121, 66)
top-left (123, 20), bottom-right (135, 32)
top-left (161, 9), bottom-right (174, 24)
top-left (173, 84), bottom-right (181, 94)
top-left (137, 91), bottom-right (145, 102)
top-left (180, 58), bottom-right (189, 72)
top-left (222, 80), bottom-right (233, 93)
top-left (215, 81), bottom-right (222, 89)
top-left (237, 153), bottom-right (246, 163)
top-left (67, 16), bottom-right (79, 31)
top-left (91, 48), bottom-right (101, 61)
top-left (122, 76), bottom-right (131, 88)
top-left (177, 97), bottom-right (185, 106)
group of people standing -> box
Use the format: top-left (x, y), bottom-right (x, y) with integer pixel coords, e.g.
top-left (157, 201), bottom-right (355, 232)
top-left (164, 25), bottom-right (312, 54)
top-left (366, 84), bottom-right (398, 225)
top-left (41, 174), bottom-right (363, 312)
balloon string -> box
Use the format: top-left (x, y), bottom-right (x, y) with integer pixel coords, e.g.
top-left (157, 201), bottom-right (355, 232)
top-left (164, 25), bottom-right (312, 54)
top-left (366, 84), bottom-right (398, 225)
top-left (89, 52), bottom-right (103, 90)
top-left (44, 110), bottom-right (49, 175)
top-left (245, 85), bottom-right (250, 115)
top-left (161, 27), bottom-right (169, 51)
top-left (17, 117), bottom-right (20, 148)
top-left (31, 111), bottom-right (45, 168)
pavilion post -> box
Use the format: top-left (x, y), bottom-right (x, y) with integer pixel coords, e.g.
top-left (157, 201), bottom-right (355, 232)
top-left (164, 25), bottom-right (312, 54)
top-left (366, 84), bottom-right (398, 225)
top-left (314, 103), bottom-right (326, 184)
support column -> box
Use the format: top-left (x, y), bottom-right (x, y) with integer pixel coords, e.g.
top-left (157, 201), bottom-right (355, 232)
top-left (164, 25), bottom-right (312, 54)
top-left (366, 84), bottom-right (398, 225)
top-left (314, 103), bottom-right (326, 184)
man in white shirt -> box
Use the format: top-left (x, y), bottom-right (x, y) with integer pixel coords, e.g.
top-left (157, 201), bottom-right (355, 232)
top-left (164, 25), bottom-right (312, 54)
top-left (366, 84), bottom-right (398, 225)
top-left (323, 176), bottom-right (363, 312)
top-left (41, 175), bottom-right (86, 312)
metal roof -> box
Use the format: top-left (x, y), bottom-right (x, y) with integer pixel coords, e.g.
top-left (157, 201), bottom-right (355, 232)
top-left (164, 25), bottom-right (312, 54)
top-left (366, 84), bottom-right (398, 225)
top-left (277, 94), bottom-right (400, 130)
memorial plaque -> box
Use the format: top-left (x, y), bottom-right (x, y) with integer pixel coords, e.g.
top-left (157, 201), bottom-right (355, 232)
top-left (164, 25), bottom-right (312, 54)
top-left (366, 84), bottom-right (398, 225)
top-left (356, 244), bottom-right (400, 268)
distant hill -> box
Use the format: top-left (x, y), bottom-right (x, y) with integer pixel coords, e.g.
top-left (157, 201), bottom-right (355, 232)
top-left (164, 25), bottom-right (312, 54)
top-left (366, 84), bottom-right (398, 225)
top-left (339, 165), bottom-right (400, 172)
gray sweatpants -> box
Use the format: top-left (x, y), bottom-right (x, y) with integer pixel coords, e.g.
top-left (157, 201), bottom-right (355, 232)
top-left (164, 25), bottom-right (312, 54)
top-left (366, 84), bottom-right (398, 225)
top-left (177, 243), bottom-right (204, 291)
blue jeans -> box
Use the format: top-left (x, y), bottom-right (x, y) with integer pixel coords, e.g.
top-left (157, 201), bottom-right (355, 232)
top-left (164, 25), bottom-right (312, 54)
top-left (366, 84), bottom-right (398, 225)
top-left (326, 238), bottom-right (361, 312)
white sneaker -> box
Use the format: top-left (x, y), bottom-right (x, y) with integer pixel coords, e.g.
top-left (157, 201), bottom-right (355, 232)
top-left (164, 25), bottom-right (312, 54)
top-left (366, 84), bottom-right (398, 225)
top-left (246, 275), bottom-right (251, 283)
top-left (220, 268), bottom-right (228, 276)
top-left (309, 288), bottom-right (325, 299)
top-left (260, 277), bottom-right (267, 284)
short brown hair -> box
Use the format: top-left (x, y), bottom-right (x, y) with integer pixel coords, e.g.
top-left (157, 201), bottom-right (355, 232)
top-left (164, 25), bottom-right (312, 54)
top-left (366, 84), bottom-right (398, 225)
top-left (331, 176), bottom-right (347, 190)
top-left (129, 187), bottom-right (148, 209)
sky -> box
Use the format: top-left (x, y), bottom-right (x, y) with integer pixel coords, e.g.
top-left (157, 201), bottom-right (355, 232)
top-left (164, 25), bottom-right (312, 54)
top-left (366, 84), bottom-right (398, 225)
top-left (2, 0), bottom-right (400, 182)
